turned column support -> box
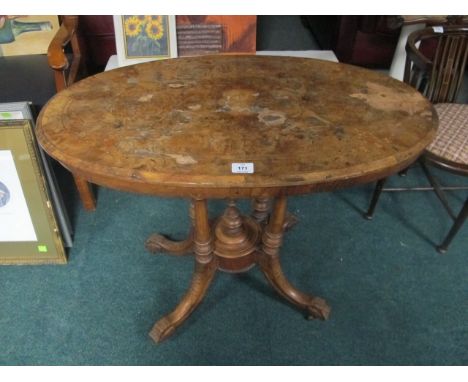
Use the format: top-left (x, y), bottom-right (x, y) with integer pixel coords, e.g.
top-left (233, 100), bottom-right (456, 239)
top-left (252, 196), bottom-right (271, 224)
top-left (214, 199), bottom-right (260, 273)
top-left (193, 199), bottom-right (214, 264)
top-left (252, 196), bottom-right (298, 230)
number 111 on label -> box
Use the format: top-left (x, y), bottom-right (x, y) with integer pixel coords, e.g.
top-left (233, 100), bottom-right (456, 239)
top-left (231, 163), bottom-right (254, 174)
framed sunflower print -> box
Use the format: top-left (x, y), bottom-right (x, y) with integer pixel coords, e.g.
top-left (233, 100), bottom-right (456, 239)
top-left (113, 15), bottom-right (178, 67)
top-left (0, 120), bottom-right (66, 264)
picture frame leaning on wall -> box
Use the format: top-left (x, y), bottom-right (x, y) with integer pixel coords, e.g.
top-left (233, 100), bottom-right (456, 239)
top-left (0, 101), bottom-right (72, 248)
top-left (0, 120), bottom-right (66, 264)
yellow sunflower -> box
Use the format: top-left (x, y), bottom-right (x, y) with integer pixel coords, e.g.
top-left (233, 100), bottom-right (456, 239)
top-left (145, 20), bottom-right (164, 40)
top-left (124, 16), bottom-right (142, 37)
top-left (146, 16), bottom-right (164, 24)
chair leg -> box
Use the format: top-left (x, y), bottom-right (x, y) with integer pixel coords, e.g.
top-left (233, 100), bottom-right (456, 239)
top-left (420, 159), bottom-right (456, 219)
top-left (398, 167), bottom-right (409, 177)
top-left (73, 173), bottom-right (96, 211)
top-left (437, 199), bottom-right (468, 254)
top-left (364, 178), bottom-right (386, 220)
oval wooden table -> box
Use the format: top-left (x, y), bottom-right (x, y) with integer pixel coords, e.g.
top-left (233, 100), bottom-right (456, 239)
top-left (37, 55), bottom-right (437, 343)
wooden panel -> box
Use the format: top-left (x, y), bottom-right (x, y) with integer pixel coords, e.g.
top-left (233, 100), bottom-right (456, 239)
top-left (176, 16), bottom-right (256, 55)
top-left (176, 24), bottom-right (223, 56)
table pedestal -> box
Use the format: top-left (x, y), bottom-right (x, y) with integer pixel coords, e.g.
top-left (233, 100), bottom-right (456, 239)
top-left (146, 196), bottom-right (331, 343)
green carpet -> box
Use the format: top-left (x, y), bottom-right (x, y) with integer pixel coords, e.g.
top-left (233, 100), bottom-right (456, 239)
top-left (0, 165), bottom-right (466, 365)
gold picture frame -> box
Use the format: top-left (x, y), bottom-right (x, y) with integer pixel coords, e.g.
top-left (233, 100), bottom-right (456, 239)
top-left (0, 120), bottom-right (66, 264)
top-left (0, 101), bottom-right (73, 248)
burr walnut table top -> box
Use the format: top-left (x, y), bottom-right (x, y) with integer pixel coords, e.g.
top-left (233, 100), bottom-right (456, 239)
top-left (37, 55), bottom-right (437, 198)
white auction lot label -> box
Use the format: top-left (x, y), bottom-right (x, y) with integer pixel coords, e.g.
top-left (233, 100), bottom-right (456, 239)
top-left (231, 163), bottom-right (254, 174)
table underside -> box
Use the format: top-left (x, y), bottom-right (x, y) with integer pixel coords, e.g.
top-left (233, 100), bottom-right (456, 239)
top-left (145, 196), bottom-right (330, 343)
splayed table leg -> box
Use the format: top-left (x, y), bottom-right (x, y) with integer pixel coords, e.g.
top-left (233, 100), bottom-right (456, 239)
top-left (149, 198), bottom-right (216, 342)
top-left (145, 201), bottom-right (195, 256)
top-left (257, 195), bottom-right (331, 320)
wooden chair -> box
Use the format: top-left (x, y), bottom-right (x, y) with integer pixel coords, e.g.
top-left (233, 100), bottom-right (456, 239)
top-left (47, 15), bottom-right (96, 211)
top-left (364, 25), bottom-right (468, 253)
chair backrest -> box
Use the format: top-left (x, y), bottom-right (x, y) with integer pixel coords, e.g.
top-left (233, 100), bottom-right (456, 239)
top-left (47, 16), bottom-right (87, 92)
top-left (404, 25), bottom-right (468, 103)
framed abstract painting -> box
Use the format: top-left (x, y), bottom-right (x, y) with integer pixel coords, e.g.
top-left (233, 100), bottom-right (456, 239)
top-left (113, 15), bottom-right (177, 67)
top-left (0, 15), bottom-right (60, 56)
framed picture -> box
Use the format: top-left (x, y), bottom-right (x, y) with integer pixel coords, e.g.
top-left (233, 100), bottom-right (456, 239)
top-left (0, 15), bottom-right (60, 57)
top-left (113, 15), bottom-right (178, 67)
top-left (0, 120), bottom-right (66, 264)
top-left (0, 102), bottom-right (73, 248)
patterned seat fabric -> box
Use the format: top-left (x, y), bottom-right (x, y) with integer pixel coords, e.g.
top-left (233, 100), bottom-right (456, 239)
top-left (427, 103), bottom-right (468, 165)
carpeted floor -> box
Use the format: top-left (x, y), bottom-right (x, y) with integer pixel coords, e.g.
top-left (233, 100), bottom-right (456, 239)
top-left (0, 164), bottom-right (466, 365)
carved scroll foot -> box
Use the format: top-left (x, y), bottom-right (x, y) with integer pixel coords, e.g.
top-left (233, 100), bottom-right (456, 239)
top-left (258, 252), bottom-right (331, 320)
top-left (145, 231), bottom-right (194, 255)
top-left (283, 211), bottom-right (299, 231)
top-left (306, 297), bottom-right (331, 320)
top-left (149, 259), bottom-right (217, 343)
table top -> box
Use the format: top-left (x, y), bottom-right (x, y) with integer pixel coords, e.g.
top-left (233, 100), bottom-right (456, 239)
top-left (37, 55), bottom-right (437, 198)
top-left (105, 51), bottom-right (338, 71)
